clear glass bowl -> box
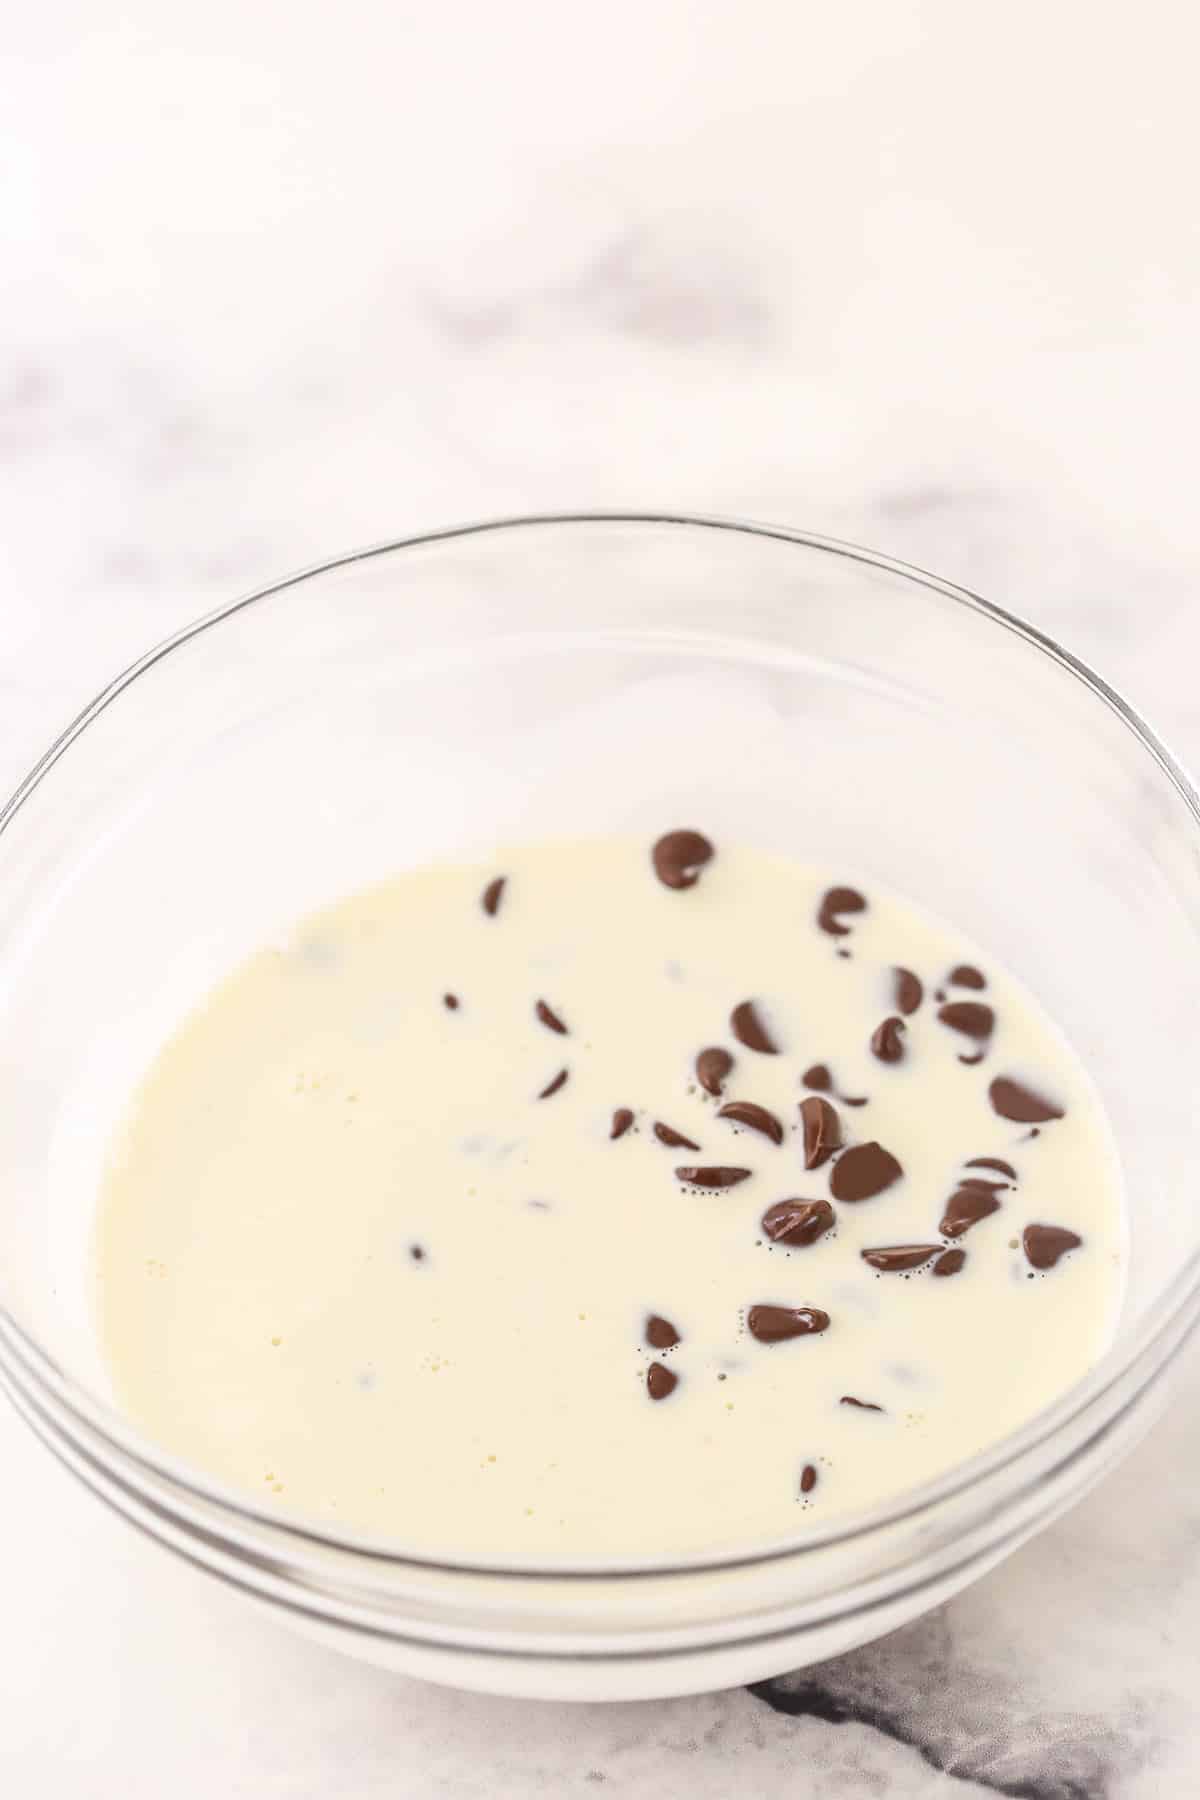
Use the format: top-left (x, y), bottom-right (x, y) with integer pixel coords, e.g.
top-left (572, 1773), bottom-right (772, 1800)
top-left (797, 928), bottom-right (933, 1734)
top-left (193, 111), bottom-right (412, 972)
top-left (2, 513), bottom-right (1198, 1701)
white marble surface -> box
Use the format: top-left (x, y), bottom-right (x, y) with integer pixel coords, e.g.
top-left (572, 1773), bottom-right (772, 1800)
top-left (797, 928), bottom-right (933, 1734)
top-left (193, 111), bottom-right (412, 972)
top-left (5, 3), bottom-right (1200, 1793)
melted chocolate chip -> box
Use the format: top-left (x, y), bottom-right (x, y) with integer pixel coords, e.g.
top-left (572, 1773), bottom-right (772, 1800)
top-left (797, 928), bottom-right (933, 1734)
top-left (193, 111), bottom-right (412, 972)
top-left (647, 1362), bottom-right (678, 1400)
top-left (481, 876), bottom-right (506, 917)
top-left (861, 1244), bottom-right (940, 1272)
top-left (937, 1001), bottom-right (995, 1045)
top-left (933, 1247), bottom-right (966, 1277)
top-left (799, 1095), bottom-right (842, 1169)
top-left (817, 886), bottom-right (867, 937)
top-left (949, 964), bottom-right (986, 989)
top-left (645, 1314), bottom-right (681, 1350)
top-left (535, 999), bottom-right (568, 1035)
top-left (940, 1185), bottom-right (1002, 1238)
top-left (718, 1100), bottom-right (784, 1145)
top-left (870, 1016), bottom-right (907, 1064)
top-left (695, 1046), bottom-right (734, 1097)
top-left (893, 967), bottom-right (924, 1015)
top-left (730, 1000), bottom-right (779, 1054)
top-left (840, 1395), bottom-right (883, 1412)
top-left (1023, 1223), bottom-right (1083, 1269)
top-left (675, 1164), bottom-right (753, 1189)
top-left (654, 1121), bottom-right (701, 1150)
top-left (537, 1068), bottom-right (568, 1099)
top-left (965, 1156), bottom-right (1018, 1180)
top-left (610, 1107), bottom-right (635, 1140)
top-left (760, 1198), bottom-right (834, 1247)
top-left (799, 1463), bottom-right (818, 1495)
top-left (802, 1063), bottom-right (832, 1091)
top-left (443, 993), bottom-right (459, 1010)
top-left (651, 830), bottom-right (715, 891)
top-left (830, 1142), bottom-right (903, 1202)
top-left (990, 1077), bottom-right (1065, 1124)
top-left (747, 1304), bottom-right (831, 1343)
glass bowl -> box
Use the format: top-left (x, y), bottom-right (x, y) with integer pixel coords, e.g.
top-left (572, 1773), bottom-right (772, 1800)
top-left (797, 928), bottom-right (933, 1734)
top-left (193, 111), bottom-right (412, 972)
top-left (2, 512), bottom-right (1198, 1702)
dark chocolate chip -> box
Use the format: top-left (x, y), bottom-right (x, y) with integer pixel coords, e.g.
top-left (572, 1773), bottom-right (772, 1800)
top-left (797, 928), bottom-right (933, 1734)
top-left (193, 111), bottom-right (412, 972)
top-left (651, 830), bottom-right (715, 891)
top-left (718, 1100), bottom-right (784, 1145)
top-left (800, 1463), bottom-right (818, 1495)
top-left (747, 1304), bottom-right (831, 1343)
top-left (537, 1068), bottom-right (569, 1099)
top-left (654, 1121), bottom-right (701, 1150)
top-left (675, 1165), bottom-right (753, 1189)
top-left (535, 999), bottom-right (568, 1035)
top-left (870, 1016), bottom-right (907, 1064)
top-left (990, 1078), bottom-right (1065, 1124)
top-left (760, 1198), bottom-right (835, 1247)
top-left (802, 1063), bottom-right (832, 1091)
top-left (829, 1142), bottom-right (903, 1202)
top-left (695, 1046), bottom-right (734, 1097)
top-left (817, 886), bottom-right (867, 937)
top-left (730, 1000), bottom-right (779, 1054)
top-left (645, 1314), bottom-right (681, 1350)
top-left (409, 1244), bottom-right (426, 1262)
top-left (937, 1001), bottom-right (995, 1042)
top-left (443, 993), bottom-right (459, 1010)
top-left (940, 1185), bottom-right (1002, 1238)
top-left (1023, 1223), bottom-right (1083, 1269)
top-left (949, 964), bottom-right (987, 989)
top-left (647, 1362), bottom-right (679, 1400)
top-left (610, 1108), bottom-right (635, 1140)
top-left (932, 1247), bottom-right (966, 1277)
top-left (799, 1095), bottom-right (841, 1169)
top-left (860, 1244), bottom-right (940, 1272)
top-left (481, 876), bottom-right (506, 917)
top-left (840, 1395), bottom-right (883, 1412)
top-left (965, 1156), bottom-right (1017, 1179)
top-left (893, 967), bottom-right (924, 1015)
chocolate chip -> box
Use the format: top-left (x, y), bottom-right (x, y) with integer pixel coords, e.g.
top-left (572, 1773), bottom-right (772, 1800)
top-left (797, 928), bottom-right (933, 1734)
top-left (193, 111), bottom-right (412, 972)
top-left (535, 999), bottom-right (568, 1035)
top-left (802, 1063), bottom-right (832, 1091)
top-left (647, 1362), bottom-right (679, 1400)
top-left (443, 993), bottom-right (459, 1010)
top-left (537, 1068), bottom-right (568, 1099)
top-left (829, 1142), bottom-right (903, 1202)
top-left (800, 1463), bottom-right (818, 1494)
top-left (654, 1121), bottom-right (701, 1150)
top-left (799, 1095), bottom-right (841, 1169)
top-left (651, 830), bottom-right (715, 891)
top-left (695, 1047), bottom-right (734, 1097)
top-left (937, 1001), bottom-right (995, 1044)
top-left (949, 964), bottom-right (986, 989)
top-left (730, 1000), bottom-right (779, 1054)
top-left (760, 1198), bottom-right (834, 1246)
top-left (645, 1314), bottom-right (681, 1350)
top-left (675, 1165), bottom-right (752, 1189)
top-left (718, 1100), bottom-right (784, 1145)
top-left (860, 1244), bottom-right (940, 1272)
top-left (893, 967), bottom-right (924, 1015)
top-left (870, 1016), bottom-right (907, 1064)
top-left (1023, 1223), bottom-right (1083, 1269)
top-left (747, 1304), bottom-right (831, 1342)
top-left (610, 1108), bottom-right (635, 1140)
top-left (409, 1244), bottom-right (425, 1262)
top-left (932, 1247), bottom-right (966, 1277)
top-left (817, 886), bottom-right (867, 937)
top-left (481, 876), bottom-right (506, 917)
top-left (990, 1078), bottom-right (1065, 1124)
top-left (840, 1395), bottom-right (883, 1411)
top-left (940, 1185), bottom-right (1002, 1238)
top-left (965, 1156), bottom-right (1017, 1179)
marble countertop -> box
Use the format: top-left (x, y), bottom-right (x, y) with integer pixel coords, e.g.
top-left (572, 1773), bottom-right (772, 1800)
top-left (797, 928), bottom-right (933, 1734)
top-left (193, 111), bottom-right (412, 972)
top-left (5, 4), bottom-right (1200, 1793)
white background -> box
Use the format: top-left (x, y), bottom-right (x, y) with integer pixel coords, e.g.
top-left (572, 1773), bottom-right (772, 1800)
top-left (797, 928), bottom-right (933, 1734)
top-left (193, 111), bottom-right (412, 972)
top-left (4, 4), bottom-right (1200, 1793)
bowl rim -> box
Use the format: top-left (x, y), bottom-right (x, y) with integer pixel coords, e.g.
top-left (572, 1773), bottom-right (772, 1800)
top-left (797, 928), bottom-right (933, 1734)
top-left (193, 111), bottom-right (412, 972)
top-left (3, 506), bottom-right (1199, 1582)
